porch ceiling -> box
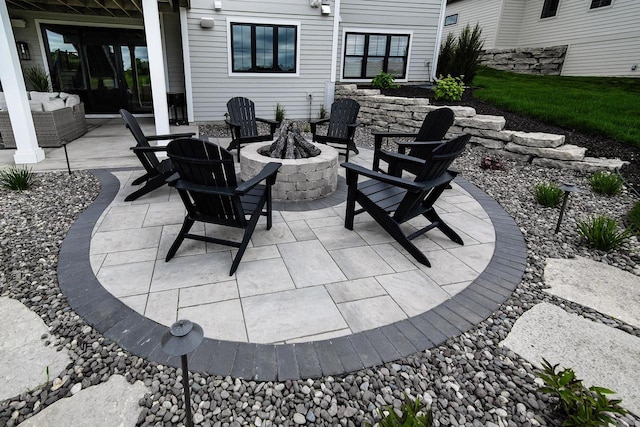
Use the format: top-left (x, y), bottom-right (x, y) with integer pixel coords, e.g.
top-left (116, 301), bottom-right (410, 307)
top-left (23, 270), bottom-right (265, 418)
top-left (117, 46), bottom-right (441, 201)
top-left (7, 0), bottom-right (189, 19)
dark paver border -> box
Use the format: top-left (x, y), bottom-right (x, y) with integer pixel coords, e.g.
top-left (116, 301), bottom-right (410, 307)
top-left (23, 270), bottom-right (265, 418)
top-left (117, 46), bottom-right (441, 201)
top-left (58, 169), bottom-right (526, 380)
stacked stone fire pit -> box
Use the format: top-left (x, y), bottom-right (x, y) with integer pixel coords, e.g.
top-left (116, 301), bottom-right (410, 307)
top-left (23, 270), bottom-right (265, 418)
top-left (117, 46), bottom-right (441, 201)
top-left (240, 121), bottom-right (339, 201)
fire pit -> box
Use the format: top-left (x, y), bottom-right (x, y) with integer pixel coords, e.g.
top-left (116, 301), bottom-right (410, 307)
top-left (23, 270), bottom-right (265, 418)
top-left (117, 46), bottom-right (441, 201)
top-left (240, 121), bottom-right (339, 201)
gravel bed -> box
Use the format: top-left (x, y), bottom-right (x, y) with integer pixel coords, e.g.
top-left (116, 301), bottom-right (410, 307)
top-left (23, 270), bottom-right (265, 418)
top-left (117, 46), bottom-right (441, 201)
top-left (1, 149), bottom-right (639, 426)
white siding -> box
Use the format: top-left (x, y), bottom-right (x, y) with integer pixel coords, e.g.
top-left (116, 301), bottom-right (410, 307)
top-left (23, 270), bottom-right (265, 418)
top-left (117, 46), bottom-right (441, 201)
top-left (494, 0), bottom-right (526, 49)
top-left (187, 0), bottom-right (334, 122)
top-left (442, 0), bottom-right (503, 48)
top-left (338, 0), bottom-right (443, 83)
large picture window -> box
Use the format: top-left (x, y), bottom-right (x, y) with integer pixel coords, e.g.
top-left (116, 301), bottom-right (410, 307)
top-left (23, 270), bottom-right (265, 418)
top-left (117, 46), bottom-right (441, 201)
top-left (231, 22), bottom-right (297, 73)
top-left (343, 32), bottom-right (410, 79)
top-left (541, 0), bottom-right (560, 18)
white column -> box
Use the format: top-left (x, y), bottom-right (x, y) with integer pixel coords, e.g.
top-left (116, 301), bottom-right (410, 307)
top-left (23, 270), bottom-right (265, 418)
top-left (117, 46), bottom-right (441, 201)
top-left (432, 0), bottom-right (448, 82)
top-left (0, 2), bottom-right (45, 164)
top-left (142, 0), bottom-right (170, 137)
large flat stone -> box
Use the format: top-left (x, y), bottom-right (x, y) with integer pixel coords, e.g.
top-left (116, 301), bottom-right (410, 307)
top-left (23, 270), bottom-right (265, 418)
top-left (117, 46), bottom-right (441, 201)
top-left (455, 114), bottom-right (506, 131)
top-left (544, 256), bottom-right (640, 328)
top-left (505, 143), bottom-right (586, 161)
top-left (511, 131), bottom-right (565, 148)
top-left (19, 375), bottom-right (148, 427)
top-left (532, 156), bottom-right (629, 172)
top-left (500, 303), bottom-right (640, 415)
top-left (0, 297), bottom-right (72, 401)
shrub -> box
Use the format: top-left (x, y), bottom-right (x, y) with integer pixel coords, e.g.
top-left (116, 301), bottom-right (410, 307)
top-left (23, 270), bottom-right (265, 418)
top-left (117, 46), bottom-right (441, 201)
top-left (534, 182), bottom-right (564, 207)
top-left (437, 24), bottom-right (484, 84)
top-left (318, 104), bottom-right (328, 120)
top-left (275, 103), bottom-right (286, 122)
top-left (628, 201), bottom-right (640, 234)
top-left (372, 71), bottom-right (399, 89)
top-left (0, 166), bottom-right (35, 192)
top-left (367, 394), bottom-right (433, 427)
top-left (434, 74), bottom-right (464, 101)
top-left (589, 171), bottom-right (623, 195)
top-left (537, 358), bottom-right (626, 426)
top-left (23, 66), bottom-right (51, 92)
top-left (577, 215), bottom-right (631, 251)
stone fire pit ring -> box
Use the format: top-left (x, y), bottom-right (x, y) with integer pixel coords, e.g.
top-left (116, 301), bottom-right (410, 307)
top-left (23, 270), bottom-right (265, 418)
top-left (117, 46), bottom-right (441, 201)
top-left (240, 142), bottom-right (339, 201)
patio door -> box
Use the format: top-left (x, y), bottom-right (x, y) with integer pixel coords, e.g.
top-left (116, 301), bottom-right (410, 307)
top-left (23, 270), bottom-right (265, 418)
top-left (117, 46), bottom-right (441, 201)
top-left (42, 24), bottom-right (152, 114)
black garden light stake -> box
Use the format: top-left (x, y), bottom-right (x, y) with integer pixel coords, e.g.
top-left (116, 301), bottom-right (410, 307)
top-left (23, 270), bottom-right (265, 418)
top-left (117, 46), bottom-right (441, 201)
top-left (160, 319), bottom-right (204, 427)
top-left (555, 182), bottom-right (580, 234)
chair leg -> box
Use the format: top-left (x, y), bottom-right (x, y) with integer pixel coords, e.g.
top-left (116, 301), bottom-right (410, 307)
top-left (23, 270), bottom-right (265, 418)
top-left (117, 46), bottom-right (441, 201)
top-left (131, 173), bottom-right (150, 185)
top-left (229, 203), bottom-right (264, 275)
top-left (344, 172), bottom-right (358, 230)
top-left (372, 210), bottom-right (431, 267)
top-left (423, 208), bottom-right (464, 245)
top-left (166, 217), bottom-right (195, 261)
top-left (124, 175), bottom-right (167, 202)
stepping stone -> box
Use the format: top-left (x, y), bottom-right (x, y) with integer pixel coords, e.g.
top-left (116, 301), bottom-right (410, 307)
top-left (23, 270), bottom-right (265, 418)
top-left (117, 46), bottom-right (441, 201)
top-left (0, 297), bottom-right (72, 401)
top-left (544, 256), bottom-right (640, 328)
top-left (500, 302), bottom-right (640, 415)
top-left (19, 375), bottom-right (149, 427)
top-left (510, 131), bottom-right (565, 148)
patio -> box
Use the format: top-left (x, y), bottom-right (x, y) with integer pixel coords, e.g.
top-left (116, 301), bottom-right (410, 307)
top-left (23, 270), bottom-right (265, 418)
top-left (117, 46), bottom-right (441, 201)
top-left (33, 118), bottom-right (526, 380)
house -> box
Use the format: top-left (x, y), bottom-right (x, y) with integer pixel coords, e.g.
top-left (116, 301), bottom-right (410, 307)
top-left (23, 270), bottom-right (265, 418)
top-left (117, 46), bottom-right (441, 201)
top-left (0, 0), bottom-right (448, 164)
top-left (443, 0), bottom-right (640, 77)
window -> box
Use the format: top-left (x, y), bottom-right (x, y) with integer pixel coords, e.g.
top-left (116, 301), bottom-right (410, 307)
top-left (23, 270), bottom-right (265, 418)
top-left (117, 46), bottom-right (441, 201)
top-left (590, 0), bottom-right (612, 8)
top-left (230, 22), bottom-right (297, 73)
top-left (343, 32), bottom-right (410, 79)
top-left (541, 0), bottom-right (559, 18)
top-left (444, 14), bottom-right (458, 26)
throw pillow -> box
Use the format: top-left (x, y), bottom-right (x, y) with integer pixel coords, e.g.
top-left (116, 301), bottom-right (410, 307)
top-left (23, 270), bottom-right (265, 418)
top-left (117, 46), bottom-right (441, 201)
top-left (65, 94), bottom-right (81, 107)
top-left (29, 91), bottom-right (59, 102)
top-left (29, 100), bottom-right (43, 112)
top-left (42, 98), bottom-right (66, 112)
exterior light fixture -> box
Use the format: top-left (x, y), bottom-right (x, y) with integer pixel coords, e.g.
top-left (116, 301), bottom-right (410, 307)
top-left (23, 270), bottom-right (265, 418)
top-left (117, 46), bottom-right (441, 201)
top-left (554, 182), bottom-right (580, 233)
top-left (16, 41), bottom-right (30, 60)
top-left (214, 1), bottom-right (222, 10)
top-left (321, 3), bottom-right (331, 14)
top-left (200, 17), bottom-right (215, 28)
top-left (161, 319), bottom-right (204, 427)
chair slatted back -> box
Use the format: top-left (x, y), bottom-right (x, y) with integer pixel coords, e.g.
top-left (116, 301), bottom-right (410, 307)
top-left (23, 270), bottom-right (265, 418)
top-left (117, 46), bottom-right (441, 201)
top-left (120, 109), bottom-right (160, 171)
top-left (409, 107), bottom-right (455, 159)
top-left (327, 98), bottom-right (360, 140)
top-left (167, 138), bottom-right (246, 227)
top-left (227, 97), bottom-right (259, 139)
top-left (394, 133), bottom-right (470, 222)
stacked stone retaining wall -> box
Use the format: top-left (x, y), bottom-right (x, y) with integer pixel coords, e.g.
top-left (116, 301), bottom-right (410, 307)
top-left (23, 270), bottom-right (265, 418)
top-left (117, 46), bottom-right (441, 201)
top-left (335, 84), bottom-right (626, 172)
top-left (480, 45), bottom-right (568, 76)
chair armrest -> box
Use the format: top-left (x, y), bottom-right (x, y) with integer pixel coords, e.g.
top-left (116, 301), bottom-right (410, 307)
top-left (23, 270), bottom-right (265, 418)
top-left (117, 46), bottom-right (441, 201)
top-left (341, 162), bottom-right (425, 192)
top-left (373, 132), bottom-right (420, 153)
top-left (309, 118), bottom-right (330, 135)
top-left (166, 172), bottom-right (179, 186)
top-left (396, 140), bottom-right (444, 155)
top-left (175, 180), bottom-right (236, 197)
top-left (147, 132), bottom-right (195, 141)
top-left (236, 162), bottom-right (282, 194)
top-left (256, 117), bottom-right (279, 126)
top-left (131, 145), bottom-right (168, 152)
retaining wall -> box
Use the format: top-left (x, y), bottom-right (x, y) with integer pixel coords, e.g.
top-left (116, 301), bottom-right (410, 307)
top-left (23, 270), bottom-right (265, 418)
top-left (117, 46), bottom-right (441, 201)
top-left (480, 45), bottom-right (568, 76)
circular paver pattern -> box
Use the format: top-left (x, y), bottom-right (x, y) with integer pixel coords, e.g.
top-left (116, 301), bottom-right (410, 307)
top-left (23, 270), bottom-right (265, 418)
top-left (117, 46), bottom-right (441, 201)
top-left (58, 168), bottom-right (525, 380)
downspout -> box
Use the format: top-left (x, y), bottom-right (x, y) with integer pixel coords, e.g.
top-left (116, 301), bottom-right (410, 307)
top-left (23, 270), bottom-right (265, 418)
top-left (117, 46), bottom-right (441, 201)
top-left (432, 0), bottom-right (448, 82)
top-left (326, 0), bottom-right (341, 107)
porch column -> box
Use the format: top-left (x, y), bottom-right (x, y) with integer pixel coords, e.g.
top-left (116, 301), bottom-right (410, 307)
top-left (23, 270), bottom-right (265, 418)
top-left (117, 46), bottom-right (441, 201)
top-left (142, 0), bottom-right (170, 137)
top-left (0, 2), bottom-right (45, 164)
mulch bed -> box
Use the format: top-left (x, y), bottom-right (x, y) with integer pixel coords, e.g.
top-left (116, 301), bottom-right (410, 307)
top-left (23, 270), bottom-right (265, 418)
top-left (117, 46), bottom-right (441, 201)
top-left (371, 85), bottom-right (640, 194)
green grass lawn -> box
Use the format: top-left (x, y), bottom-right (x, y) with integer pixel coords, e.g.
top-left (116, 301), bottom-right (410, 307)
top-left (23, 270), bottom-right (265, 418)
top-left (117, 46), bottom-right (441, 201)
top-left (471, 67), bottom-right (640, 148)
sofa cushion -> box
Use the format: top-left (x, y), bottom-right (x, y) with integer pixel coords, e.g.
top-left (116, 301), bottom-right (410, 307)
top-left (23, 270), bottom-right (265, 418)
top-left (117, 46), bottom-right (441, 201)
top-left (29, 100), bottom-right (43, 112)
top-left (42, 98), bottom-right (66, 112)
top-left (30, 91), bottom-right (59, 102)
top-left (58, 92), bottom-right (71, 100)
top-left (65, 94), bottom-right (81, 108)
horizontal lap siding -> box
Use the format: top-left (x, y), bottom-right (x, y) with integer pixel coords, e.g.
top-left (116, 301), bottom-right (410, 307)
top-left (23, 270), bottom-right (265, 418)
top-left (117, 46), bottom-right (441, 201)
top-left (187, 0), bottom-right (334, 121)
top-left (442, 0), bottom-right (503, 48)
top-left (494, 0), bottom-right (526, 49)
top-left (338, 0), bottom-right (443, 83)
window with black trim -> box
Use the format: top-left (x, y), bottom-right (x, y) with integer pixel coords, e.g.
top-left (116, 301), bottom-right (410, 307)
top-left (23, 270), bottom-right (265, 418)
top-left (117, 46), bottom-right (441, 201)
top-left (343, 33), bottom-right (410, 79)
top-left (231, 22), bottom-right (297, 73)
top-left (444, 14), bottom-right (458, 26)
top-left (541, 0), bottom-right (559, 18)
top-left (590, 0), bottom-right (611, 8)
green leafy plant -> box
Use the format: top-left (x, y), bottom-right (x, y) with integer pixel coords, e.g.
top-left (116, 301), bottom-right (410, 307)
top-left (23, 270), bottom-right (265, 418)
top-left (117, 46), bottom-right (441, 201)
top-left (589, 171), bottom-right (624, 195)
top-left (372, 71), bottom-right (400, 89)
top-left (318, 104), bottom-right (329, 120)
top-left (436, 33), bottom-right (456, 78)
top-left (367, 394), bottom-right (433, 427)
top-left (537, 358), bottom-right (626, 426)
top-left (437, 24), bottom-right (484, 84)
top-left (434, 74), bottom-right (464, 101)
top-left (628, 201), bottom-right (640, 234)
top-left (534, 182), bottom-right (564, 207)
top-left (23, 65), bottom-right (51, 92)
top-left (275, 103), bottom-right (286, 122)
top-left (0, 166), bottom-right (35, 191)
top-left (577, 215), bottom-right (631, 251)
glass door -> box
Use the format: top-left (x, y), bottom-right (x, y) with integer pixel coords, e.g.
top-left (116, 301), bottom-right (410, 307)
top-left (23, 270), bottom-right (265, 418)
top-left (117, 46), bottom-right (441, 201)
top-left (121, 46), bottom-right (152, 113)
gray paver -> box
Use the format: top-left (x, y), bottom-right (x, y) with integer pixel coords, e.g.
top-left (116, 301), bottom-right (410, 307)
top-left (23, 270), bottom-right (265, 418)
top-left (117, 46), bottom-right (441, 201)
top-left (279, 240), bottom-right (347, 287)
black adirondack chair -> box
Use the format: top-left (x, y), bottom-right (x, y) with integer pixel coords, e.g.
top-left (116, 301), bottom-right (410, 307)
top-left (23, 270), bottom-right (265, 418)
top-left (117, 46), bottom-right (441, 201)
top-left (120, 109), bottom-right (195, 202)
top-left (342, 133), bottom-right (471, 267)
top-left (165, 138), bottom-right (281, 275)
top-left (225, 97), bottom-right (279, 158)
top-left (372, 107), bottom-right (455, 176)
top-left (310, 98), bottom-right (360, 161)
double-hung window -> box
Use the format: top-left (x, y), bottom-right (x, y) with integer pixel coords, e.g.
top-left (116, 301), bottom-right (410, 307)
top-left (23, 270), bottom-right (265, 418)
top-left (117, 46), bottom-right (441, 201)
top-left (343, 32), bottom-right (410, 79)
top-left (590, 0), bottom-right (612, 8)
top-left (541, 0), bottom-right (560, 18)
top-left (230, 22), bottom-right (297, 73)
